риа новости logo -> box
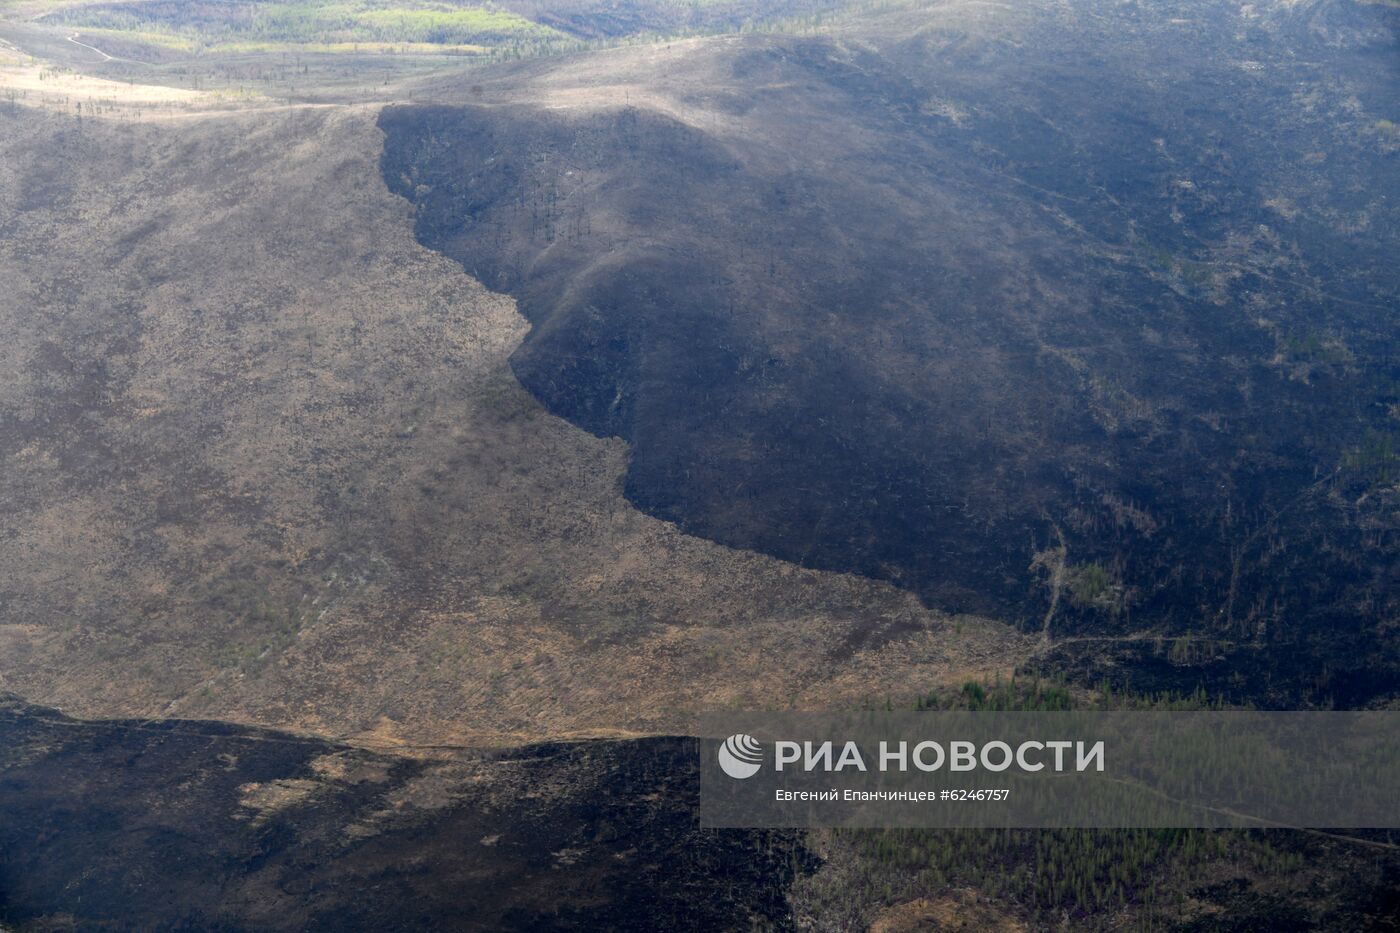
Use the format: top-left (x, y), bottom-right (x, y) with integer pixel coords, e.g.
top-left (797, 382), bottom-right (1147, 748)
top-left (718, 734), bottom-right (763, 779)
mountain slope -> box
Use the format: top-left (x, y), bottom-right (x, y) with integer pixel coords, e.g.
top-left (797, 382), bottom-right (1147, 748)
top-left (381, 0), bottom-right (1400, 704)
top-left (0, 97), bottom-right (1026, 743)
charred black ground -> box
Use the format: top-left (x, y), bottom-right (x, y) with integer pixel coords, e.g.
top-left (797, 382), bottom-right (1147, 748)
top-left (0, 697), bottom-right (809, 931)
top-left (380, 0), bottom-right (1400, 705)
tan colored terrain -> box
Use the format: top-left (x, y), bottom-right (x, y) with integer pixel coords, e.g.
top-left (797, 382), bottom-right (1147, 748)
top-left (0, 78), bottom-right (1033, 746)
top-left (868, 892), bottom-right (1029, 933)
top-left (0, 37), bottom-right (288, 116)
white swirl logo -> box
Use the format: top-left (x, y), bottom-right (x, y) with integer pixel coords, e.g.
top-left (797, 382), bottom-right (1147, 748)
top-left (718, 733), bottom-right (763, 779)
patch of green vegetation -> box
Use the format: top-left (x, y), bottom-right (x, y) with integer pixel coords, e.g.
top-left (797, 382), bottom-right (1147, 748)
top-left (211, 37), bottom-right (489, 53)
top-left (1280, 329), bottom-right (1352, 367)
top-left (62, 24), bottom-right (202, 51)
top-left (821, 824), bottom-right (1319, 926)
top-left (915, 677), bottom-right (1071, 711)
top-left (914, 674), bottom-right (1231, 713)
top-left (1162, 633), bottom-right (1230, 667)
top-left (801, 679), bottom-right (1355, 928)
top-left (1342, 429), bottom-right (1400, 486)
top-left (1177, 256), bottom-right (1211, 285)
top-left (33, 0), bottom-right (855, 66)
top-left (354, 6), bottom-right (557, 43)
top-left (1138, 239), bottom-right (1213, 289)
top-left (1068, 561), bottom-right (1113, 609)
top-left (40, 0), bottom-right (568, 53)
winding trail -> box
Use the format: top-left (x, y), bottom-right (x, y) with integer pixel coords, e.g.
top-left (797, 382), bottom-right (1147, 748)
top-left (65, 32), bottom-right (127, 63)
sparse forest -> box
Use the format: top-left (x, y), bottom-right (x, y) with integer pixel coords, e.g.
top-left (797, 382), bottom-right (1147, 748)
top-left (798, 678), bottom-right (1400, 929)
